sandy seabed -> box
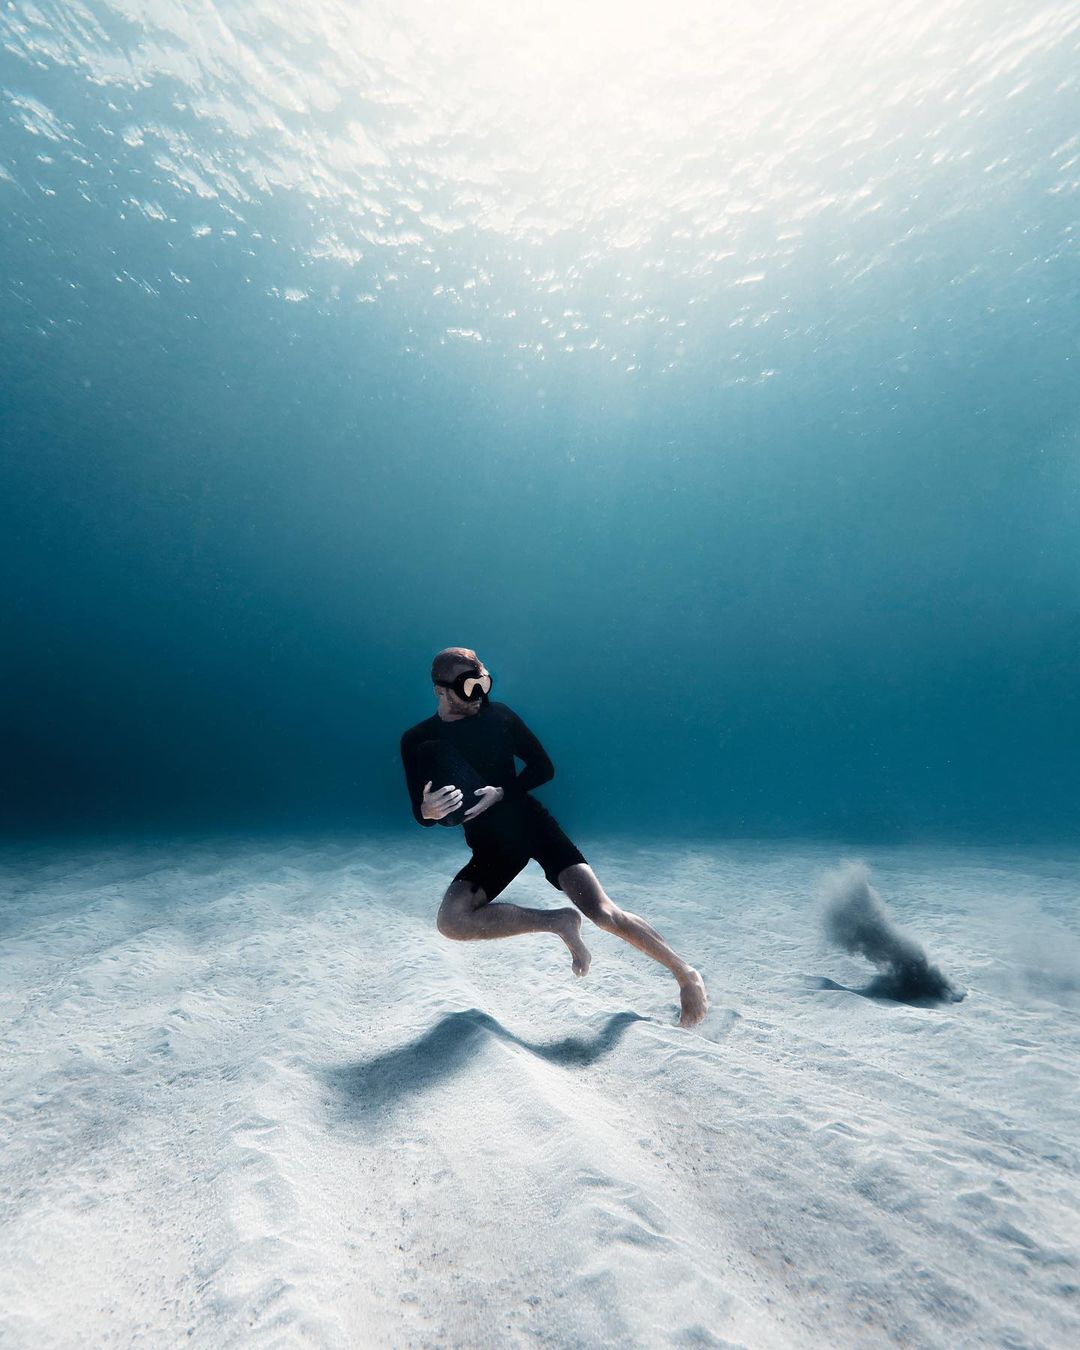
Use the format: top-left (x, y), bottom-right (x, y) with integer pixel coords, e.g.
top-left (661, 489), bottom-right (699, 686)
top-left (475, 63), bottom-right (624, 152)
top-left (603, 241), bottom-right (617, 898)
top-left (1, 832), bottom-right (1078, 1349)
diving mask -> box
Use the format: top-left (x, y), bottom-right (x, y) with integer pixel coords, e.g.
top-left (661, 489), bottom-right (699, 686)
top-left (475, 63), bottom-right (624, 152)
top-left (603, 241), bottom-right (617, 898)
top-left (439, 668), bottom-right (493, 701)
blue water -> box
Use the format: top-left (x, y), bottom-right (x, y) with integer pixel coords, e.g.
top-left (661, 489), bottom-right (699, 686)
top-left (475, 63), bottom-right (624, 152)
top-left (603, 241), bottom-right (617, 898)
top-left (1, 1), bottom-right (1078, 841)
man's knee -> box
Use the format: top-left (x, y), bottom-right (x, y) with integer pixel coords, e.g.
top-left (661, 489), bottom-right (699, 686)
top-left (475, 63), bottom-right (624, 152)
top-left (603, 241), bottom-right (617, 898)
top-left (437, 881), bottom-right (485, 938)
top-left (558, 864), bottom-right (622, 929)
top-left (437, 896), bottom-right (469, 939)
top-left (437, 910), bottom-right (464, 939)
top-left (577, 895), bottom-right (623, 930)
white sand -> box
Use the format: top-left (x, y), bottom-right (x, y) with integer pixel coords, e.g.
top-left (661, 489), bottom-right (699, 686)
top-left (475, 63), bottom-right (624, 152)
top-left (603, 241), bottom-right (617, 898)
top-left (1, 834), bottom-right (1078, 1349)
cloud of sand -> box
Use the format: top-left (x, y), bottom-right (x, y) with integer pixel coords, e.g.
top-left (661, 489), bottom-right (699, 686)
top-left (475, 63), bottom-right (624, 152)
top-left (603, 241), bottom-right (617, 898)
top-left (822, 861), bottom-right (964, 1003)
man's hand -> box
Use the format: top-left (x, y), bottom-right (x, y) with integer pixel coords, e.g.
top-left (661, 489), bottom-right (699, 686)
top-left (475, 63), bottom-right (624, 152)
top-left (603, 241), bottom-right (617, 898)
top-left (421, 779), bottom-right (463, 821)
top-left (463, 785), bottom-right (504, 821)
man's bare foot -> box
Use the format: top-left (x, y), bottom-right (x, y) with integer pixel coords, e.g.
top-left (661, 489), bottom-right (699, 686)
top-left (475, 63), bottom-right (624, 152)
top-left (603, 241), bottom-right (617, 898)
top-left (677, 966), bottom-right (708, 1028)
top-left (554, 909), bottom-right (592, 977)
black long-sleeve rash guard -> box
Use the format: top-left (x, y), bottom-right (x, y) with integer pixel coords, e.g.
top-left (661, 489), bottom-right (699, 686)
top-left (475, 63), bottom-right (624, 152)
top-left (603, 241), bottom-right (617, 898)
top-left (399, 700), bottom-right (555, 828)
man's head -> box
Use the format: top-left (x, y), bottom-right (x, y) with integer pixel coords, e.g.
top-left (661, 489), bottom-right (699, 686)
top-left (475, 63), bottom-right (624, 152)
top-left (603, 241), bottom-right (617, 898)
top-left (431, 646), bottom-right (491, 720)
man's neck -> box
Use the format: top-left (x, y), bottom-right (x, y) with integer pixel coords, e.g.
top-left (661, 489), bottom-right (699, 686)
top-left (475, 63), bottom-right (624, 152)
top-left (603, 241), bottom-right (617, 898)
top-left (437, 706), bottom-right (482, 723)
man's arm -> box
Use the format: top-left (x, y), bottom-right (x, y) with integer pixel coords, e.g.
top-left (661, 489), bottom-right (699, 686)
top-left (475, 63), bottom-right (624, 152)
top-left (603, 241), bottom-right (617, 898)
top-left (400, 730), bottom-right (436, 827)
top-left (502, 709), bottom-right (555, 800)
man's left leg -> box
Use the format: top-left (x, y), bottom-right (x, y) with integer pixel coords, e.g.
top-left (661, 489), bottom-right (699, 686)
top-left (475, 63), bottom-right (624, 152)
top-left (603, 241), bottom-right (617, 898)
top-left (557, 863), bottom-right (708, 1028)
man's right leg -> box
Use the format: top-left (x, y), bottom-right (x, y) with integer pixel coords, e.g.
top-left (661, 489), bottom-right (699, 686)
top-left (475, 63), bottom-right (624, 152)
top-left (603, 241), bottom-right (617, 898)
top-left (555, 863), bottom-right (708, 1026)
top-left (437, 878), bottom-right (592, 976)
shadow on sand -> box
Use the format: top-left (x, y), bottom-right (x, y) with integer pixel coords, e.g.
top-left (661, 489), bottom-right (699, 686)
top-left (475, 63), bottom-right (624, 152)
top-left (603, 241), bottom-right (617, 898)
top-left (811, 974), bottom-right (966, 1006)
top-left (325, 1008), bottom-right (648, 1122)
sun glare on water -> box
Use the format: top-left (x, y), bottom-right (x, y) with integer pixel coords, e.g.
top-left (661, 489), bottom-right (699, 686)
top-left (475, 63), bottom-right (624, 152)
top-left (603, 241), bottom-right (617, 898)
top-left (2, 0), bottom-right (1076, 367)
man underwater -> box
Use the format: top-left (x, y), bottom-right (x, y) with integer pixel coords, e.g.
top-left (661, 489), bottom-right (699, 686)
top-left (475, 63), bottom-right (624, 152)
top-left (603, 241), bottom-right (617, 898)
top-left (399, 646), bottom-right (708, 1028)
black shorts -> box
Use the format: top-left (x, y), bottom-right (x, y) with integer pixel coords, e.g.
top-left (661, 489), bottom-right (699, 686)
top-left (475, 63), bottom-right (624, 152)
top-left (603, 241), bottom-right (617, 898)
top-left (453, 796), bottom-right (587, 902)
